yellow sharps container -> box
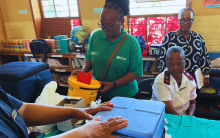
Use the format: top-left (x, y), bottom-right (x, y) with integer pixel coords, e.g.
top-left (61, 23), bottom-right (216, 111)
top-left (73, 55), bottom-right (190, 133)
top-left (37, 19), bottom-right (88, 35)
top-left (68, 76), bottom-right (101, 107)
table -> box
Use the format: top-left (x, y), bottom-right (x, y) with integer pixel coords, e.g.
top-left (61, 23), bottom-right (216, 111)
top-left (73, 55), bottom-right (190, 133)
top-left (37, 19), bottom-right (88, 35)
top-left (165, 114), bottom-right (220, 138)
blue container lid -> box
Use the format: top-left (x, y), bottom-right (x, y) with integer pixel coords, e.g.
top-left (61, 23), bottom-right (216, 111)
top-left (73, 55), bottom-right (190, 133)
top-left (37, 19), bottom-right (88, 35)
top-left (93, 97), bottom-right (165, 138)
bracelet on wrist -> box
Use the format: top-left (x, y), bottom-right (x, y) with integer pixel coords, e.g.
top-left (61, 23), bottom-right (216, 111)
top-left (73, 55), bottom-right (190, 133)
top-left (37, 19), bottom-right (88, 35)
top-left (113, 81), bottom-right (117, 89)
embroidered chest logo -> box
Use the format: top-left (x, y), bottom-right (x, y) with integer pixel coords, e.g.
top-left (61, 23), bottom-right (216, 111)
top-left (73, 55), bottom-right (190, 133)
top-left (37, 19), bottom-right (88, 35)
top-left (91, 52), bottom-right (98, 55)
top-left (116, 56), bottom-right (126, 61)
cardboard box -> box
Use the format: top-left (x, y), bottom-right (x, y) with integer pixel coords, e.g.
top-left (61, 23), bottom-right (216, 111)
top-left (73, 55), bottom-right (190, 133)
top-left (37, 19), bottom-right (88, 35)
top-left (56, 96), bottom-right (86, 132)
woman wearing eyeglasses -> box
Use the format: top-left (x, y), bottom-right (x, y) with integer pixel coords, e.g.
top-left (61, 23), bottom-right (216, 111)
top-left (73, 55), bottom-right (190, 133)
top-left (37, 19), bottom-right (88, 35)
top-left (72, 0), bottom-right (143, 102)
top-left (158, 8), bottom-right (210, 86)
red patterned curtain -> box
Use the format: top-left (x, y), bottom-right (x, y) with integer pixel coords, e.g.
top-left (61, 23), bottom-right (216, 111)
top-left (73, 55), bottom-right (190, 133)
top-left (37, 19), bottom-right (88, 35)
top-left (129, 16), bottom-right (179, 45)
top-left (129, 18), bottom-right (147, 41)
top-left (71, 19), bottom-right (80, 29)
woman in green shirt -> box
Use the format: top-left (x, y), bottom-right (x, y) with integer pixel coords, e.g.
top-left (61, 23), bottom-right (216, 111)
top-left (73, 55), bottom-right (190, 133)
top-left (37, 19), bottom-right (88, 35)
top-left (72, 0), bottom-right (143, 102)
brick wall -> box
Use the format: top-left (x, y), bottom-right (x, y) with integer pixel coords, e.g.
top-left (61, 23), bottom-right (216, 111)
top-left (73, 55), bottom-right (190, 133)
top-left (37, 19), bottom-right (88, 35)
top-left (4, 21), bottom-right (36, 39)
top-left (191, 15), bottom-right (220, 52)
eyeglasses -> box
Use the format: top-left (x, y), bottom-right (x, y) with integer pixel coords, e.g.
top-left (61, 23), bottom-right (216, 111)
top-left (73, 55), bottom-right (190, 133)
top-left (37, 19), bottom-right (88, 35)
top-left (179, 19), bottom-right (194, 24)
top-left (167, 62), bottom-right (185, 68)
top-left (97, 20), bottom-right (120, 31)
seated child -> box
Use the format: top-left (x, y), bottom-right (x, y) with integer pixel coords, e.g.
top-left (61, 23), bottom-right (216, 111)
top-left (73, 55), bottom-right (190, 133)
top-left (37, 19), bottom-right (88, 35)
top-left (151, 46), bottom-right (197, 115)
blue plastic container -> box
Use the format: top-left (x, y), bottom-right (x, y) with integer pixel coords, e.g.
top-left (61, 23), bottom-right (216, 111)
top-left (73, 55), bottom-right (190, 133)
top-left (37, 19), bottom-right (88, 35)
top-left (93, 97), bottom-right (165, 138)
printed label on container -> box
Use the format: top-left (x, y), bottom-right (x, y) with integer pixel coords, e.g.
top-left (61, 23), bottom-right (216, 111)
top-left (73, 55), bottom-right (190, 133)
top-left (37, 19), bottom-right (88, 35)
top-left (24, 54), bottom-right (33, 57)
top-left (59, 83), bottom-right (69, 87)
top-left (76, 55), bottom-right (85, 58)
top-left (52, 55), bottom-right (62, 57)
top-left (55, 69), bottom-right (66, 72)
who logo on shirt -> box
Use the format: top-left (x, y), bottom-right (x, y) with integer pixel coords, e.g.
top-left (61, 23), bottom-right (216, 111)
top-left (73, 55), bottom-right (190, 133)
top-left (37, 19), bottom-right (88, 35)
top-left (116, 56), bottom-right (126, 61)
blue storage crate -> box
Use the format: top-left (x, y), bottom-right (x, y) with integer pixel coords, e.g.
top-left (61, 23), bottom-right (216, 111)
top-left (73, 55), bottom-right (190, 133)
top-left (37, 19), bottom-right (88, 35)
top-left (93, 97), bottom-right (165, 138)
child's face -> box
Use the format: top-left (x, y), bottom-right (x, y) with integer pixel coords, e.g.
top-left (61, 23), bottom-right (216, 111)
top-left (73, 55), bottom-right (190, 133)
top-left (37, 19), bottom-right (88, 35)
top-left (166, 52), bottom-right (185, 80)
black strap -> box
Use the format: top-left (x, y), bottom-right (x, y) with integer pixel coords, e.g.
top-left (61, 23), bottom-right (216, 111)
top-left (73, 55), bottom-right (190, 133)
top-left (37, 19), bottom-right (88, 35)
top-left (96, 34), bottom-right (128, 100)
top-left (101, 34), bottom-right (127, 81)
top-left (43, 50), bottom-right (47, 62)
top-left (32, 53), bottom-right (39, 62)
top-left (32, 80), bottom-right (42, 103)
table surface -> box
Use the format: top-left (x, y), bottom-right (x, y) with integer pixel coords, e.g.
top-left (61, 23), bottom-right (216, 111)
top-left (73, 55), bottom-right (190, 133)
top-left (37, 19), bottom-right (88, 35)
top-left (43, 113), bottom-right (220, 138)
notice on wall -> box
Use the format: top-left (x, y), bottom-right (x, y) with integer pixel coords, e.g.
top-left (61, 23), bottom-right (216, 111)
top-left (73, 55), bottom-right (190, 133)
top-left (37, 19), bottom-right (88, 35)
top-left (93, 8), bottom-right (102, 13)
top-left (204, 0), bottom-right (220, 8)
top-left (18, 9), bottom-right (28, 14)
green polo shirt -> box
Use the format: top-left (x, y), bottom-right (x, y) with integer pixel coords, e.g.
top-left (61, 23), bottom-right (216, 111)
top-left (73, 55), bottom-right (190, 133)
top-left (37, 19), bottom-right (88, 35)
top-left (85, 28), bottom-right (143, 100)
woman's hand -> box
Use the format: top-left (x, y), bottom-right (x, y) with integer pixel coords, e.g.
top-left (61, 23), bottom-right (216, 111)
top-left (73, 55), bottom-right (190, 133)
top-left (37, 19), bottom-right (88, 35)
top-left (100, 101), bottom-right (114, 107)
top-left (99, 82), bottom-right (114, 93)
top-left (203, 77), bottom-right (209, 87)
top-left (50, 116), bottom-right (128, 138)
top-left (72, 102), bottom-right (113, 120)
top-left (70, 70), bottom-right (82, 76)
top-left (81, 116), bottom-right (128, 138)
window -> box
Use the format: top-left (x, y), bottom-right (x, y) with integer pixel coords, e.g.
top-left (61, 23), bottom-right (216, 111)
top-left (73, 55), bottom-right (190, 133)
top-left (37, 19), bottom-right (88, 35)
top-left (129, 16), bottom-right (179, 45)
top-left (129, 0), bottom-right (187, 15)
top-left (127, 0), bottom-right (190, 45)
top-left (40, 0), bottom-right (79, 18)
top-left (35, 0), bottom-right (81, 38)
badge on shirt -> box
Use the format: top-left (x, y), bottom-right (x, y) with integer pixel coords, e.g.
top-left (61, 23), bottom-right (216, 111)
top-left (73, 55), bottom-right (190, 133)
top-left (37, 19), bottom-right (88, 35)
top-left (11, 109), bottom-right (17, 120)
top-left (164, 71), bottom-right (170, 85)
top-left (183, 71), bottom-right (194, 81)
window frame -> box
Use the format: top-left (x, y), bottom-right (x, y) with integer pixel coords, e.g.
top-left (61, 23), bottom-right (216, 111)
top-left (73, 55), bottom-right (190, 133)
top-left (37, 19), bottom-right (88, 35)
top-left (37, 0), bottom-right (82, 38)
top-left (38, 0), bottom-right (81, 19)
top-left (129, 0), bottom-right (192, 16)
top-left (127, 13), bottom-right (178, 42)
top-left (126, 0), bottom-right (192, 44)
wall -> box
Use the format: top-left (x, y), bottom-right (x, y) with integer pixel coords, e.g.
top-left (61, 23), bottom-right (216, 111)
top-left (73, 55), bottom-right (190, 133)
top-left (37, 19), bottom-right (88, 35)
top-left (79, 0), bottom-right (220, 52)
top-left (0, 0), bottom-right (219, 52)
top-left (0, 6), bottom-right (6, 50)
top-left (78, 0), bottom-right (105, 33)
top-left (191, 0), bottom-right (220, 52)
top-left (0, 0), bottom-right (36, 39)
top-left (31, 0), bottom-right (43, 38)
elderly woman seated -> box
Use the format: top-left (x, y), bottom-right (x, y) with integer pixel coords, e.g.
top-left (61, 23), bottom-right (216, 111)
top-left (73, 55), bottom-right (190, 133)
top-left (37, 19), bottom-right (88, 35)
top-left (151, 46), bottom-right (197, 116)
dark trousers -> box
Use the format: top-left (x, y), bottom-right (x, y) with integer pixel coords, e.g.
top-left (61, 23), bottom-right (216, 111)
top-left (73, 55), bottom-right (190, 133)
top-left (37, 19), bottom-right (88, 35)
top-left (101, 92), bottom-right (140, 103)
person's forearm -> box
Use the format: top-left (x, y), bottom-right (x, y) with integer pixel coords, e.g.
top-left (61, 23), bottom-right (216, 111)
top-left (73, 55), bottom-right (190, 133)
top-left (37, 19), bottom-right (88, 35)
top-left (165, 108), bottom-right (181, 115)
top-left (49, 127), bottom-right (87, 138)
top-left (115, 72), bottom-right (138, 87)
top-left (163, 101), bottom-right (181, 115)
top-left (19, 103), bottom-right (77, 127)
top-left (187, 103), bottom-right (196, 116)
top-left (82, 60), bottom-right (92, 73)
